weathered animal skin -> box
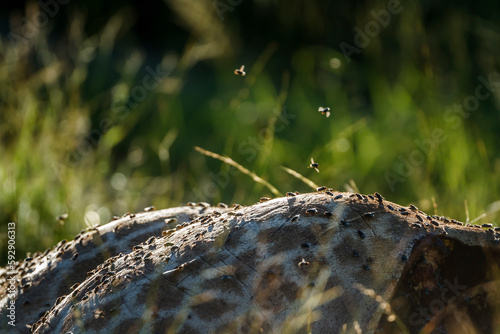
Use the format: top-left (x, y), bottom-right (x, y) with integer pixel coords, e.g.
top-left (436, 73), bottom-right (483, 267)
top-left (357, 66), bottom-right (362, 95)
top-left (0, 204), bottom-right (223, 334)
top-left (4, 191), bottom-right (500, 333)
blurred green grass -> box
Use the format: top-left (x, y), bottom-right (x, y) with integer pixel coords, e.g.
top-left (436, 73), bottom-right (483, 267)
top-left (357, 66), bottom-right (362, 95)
top-left (1, 0), bottom-right (500, 265)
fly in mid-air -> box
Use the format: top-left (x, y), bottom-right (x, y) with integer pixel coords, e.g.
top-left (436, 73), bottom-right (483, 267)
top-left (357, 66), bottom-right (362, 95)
top-left (308, 157), bottom-right (320, 173)
top-left (318, 106), bottom-right (331, 118)
top-left (234, 65), bottom-right (246, 76)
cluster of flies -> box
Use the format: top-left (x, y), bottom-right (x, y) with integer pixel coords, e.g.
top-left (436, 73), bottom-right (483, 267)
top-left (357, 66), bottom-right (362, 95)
top-left (235, 65), bottom-right (496, 232)
top-left (234, 64), bottom-right (329, 173)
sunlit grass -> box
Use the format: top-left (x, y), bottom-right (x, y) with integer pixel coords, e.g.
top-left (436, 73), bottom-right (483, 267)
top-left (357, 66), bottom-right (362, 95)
top-left (1, 0), bottom-right (500, 268)
top-left (280, 166), bottom-right (319, 190)
top-left (194, 146), bottom-right (281, 196)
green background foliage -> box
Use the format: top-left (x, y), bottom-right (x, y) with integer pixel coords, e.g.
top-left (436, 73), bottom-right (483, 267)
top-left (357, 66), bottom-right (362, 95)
top-left (1, 0), bottom-right (500, 264)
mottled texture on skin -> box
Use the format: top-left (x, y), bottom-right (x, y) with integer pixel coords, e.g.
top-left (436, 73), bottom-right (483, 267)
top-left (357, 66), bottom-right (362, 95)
top-left (0, 205), bottom-right (223, 333)
top-left (19, 192), bottom-right (500, 333)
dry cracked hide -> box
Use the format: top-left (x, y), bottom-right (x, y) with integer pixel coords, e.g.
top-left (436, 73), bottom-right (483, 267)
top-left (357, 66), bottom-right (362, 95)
top-left (3, 192), bottom-right (500, 333)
